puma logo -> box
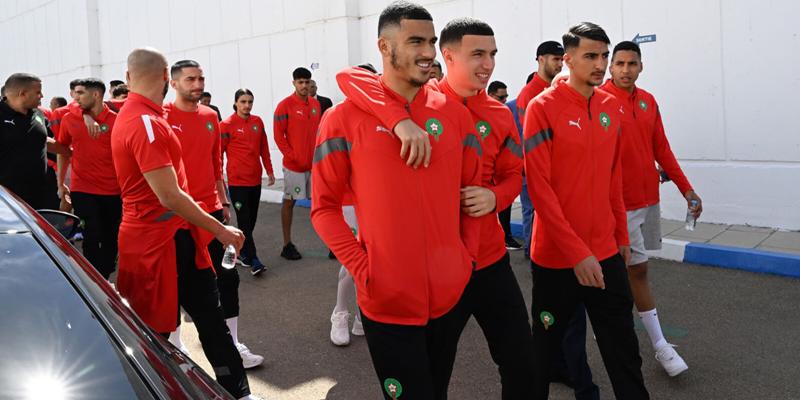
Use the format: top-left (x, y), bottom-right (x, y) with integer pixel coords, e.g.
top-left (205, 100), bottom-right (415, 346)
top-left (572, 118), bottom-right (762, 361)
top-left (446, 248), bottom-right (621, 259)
top-left (236, 128), bottom-right (244, 133)
top-left (619, 106), bottom-right (624, 114)
top-left (296, 110), bottom-right (303, 116)
top-left (376, 125), bottom-right (391, 134)
top-left (568, 118), bottom-right (581, 130)
top-left (170, 124), bottom-right (183, 133)
top-left (3, 119), bottom-right (14, 125)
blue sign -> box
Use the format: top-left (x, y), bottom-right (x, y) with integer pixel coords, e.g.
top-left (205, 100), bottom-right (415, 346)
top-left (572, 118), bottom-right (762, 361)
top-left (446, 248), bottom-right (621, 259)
top-left (632, 33), bottom-right (657, 44)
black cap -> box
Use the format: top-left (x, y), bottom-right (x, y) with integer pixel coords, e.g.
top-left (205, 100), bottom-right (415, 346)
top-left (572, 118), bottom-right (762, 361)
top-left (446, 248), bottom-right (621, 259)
top-left (537, 41), bottom-right (564, 57)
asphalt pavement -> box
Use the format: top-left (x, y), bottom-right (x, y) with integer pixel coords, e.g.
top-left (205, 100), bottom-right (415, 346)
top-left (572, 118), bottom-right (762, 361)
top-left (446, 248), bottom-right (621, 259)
top-left (176, 203), bottom-right (800, 399)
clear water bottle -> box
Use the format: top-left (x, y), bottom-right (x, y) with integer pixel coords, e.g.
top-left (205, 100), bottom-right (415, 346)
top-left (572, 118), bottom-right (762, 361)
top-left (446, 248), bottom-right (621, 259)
top-left (221, 244), bottom-right (237, 269)
top-left (685, 199), bottom-right (699, 231)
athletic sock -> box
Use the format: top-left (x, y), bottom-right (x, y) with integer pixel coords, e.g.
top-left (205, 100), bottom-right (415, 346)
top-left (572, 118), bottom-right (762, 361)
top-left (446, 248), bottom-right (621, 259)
top-left (226, 317), bottom-right (240, 346)
top-left (639, 308), bottom-right (667, 350)
top-left (168, 325), bottom-right (185, 349)
top-left (333, 265), bottom-right (355, 315)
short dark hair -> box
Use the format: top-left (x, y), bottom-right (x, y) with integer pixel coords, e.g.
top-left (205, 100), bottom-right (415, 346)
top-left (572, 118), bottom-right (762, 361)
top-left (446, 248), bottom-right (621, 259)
top-left (293, 67), bottom-right (311, 80)
top-left (78, 77), bottom-right (106, 95)
top-left (431, 60), bottom-right (441, 70)
top-left (233, 88), bottom-right (254, 111)
top-left (111, 84), bottom-right (128, 98)
top-left (52, 96), bottom-right (68, 108)
top-left (171, 59), bottom-right (201, 78)
top-left (562, 22), bottom-right (610, 50)
top-left (612, 41), bottom-right (642, 60)
top-left (488, 81), bottom-right (506, 94)
top-left (69, 78), bottom-right (82, 90)
top-left (377, 1), bottom-right (432, 37)
top-left (4, 73), bottom-right (42, 92)
top-left (109, 79), bottom-right (124, 88)
top-left (357, 63), bottom-right (378, 73)
top-left (200, 91), bottom-right (212, 98)
top-left (439, 17), bottom-right (494, 50)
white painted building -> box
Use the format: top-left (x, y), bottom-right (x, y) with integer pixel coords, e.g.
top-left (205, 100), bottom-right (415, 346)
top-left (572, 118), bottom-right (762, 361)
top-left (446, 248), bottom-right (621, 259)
top-left (2, 0), bottom-right (798, 229)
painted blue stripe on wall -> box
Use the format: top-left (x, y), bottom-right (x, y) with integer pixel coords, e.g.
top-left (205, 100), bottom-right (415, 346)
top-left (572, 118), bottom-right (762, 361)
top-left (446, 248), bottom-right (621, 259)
top-left (684, 242), bottom-right (800, 279)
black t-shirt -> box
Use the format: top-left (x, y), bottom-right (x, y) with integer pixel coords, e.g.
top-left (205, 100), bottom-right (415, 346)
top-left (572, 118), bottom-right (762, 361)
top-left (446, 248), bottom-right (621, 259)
top-left (0, 101), bottom-right (49, 209)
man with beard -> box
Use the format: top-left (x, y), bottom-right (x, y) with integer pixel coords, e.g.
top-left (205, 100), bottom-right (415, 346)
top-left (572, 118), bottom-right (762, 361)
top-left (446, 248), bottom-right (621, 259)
top-left (523, 23), bottom-right (649, 399)
top-left (56, 78), bottom-right (121, 279)
top-left (335, 17), bottom-right (537, 399)
top-left (111, 47), bottom-right (257, 400)
top-left (311, 2), bottom-right (482, 398)
top-left (164, 59), bottom-right (263, 369)
top-left (274, 67), bottom-right (320, 261)
top-left (309, 79), bottom-right (333, 116)
top-left (1, 73), bottom-right (70, 209)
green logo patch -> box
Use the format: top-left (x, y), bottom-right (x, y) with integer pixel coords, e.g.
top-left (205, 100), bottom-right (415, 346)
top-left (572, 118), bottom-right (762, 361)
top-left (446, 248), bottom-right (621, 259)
top-left (294, 186), bottom-right (301, 194)
top-left (312, 108), bottom-right (317, 115)
top-left (251, 124), bottom-right (259, 132)
top-left (476, 120), bottom-right (491, 140)
top-left (99, 124), bottom-right (109, 133)
top-left (540, 311), bottom-right (555, 330)
top-left (599, 112), bottom-right (611, 131)
top-left (206, 121), bottom-right (214, 132)
top-left (234, 201), bottom-right (243, 211)
top-left (638, 99), bottom-right (648, 111)
top-left (384, 378), bottom-right (403, 399)
top-left (425, 118), bottom-right (443, 141)
top-left (34, 115), bottom-right (45, 126)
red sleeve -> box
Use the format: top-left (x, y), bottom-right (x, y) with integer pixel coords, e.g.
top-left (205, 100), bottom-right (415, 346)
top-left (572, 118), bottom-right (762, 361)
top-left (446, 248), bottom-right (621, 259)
top-left (490, 116), bottom-right (523, 211)
top-left (611, 122), bottom-right (630, 247)
top-left (56, 117), bottom-right (73, 146)
top-left (335, 67), bottom-right (409, 131)
top-left (129, 115), bottom-right (176, 173)
top-left (211, 120), bottom-right (222, 181)
top-left (310, 111), bottom-right (369, 283)
top-left (220, 121), bottom-right (230, 154)
top-left (68, 102), bottom-right (83, 118)
top-left (50, 110), bottom-right (63, 141)
top-left (459, 109), bottom-right (483, 263)
top-left (652, 104), bottom-right (693, 195)
top-left (272, 101), bottom-right (294, 161)
top-left (259, 119), bottom-right (274, 175)
top-left (523, 100), bottom-right (593, 266)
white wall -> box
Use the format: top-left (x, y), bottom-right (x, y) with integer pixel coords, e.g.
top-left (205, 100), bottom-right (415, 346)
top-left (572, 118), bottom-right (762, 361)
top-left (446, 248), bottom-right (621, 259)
top-left (2, 0), bottom-right (798, 229)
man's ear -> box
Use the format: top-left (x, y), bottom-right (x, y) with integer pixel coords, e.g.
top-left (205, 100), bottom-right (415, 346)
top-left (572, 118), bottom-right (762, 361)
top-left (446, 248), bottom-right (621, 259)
top-left (378, 36), bottom-right (391, 58)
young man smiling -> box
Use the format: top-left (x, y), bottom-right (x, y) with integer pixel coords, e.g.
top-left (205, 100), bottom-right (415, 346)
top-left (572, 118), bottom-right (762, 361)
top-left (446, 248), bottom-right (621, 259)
top-left (523, 23), bottom-right (649, 399)
top-left (311, 2), bottom-right (482, 399)
top-left (336, 17), bottom-right (534, 399)
top-left (600, 41), bottom-right (701, 377)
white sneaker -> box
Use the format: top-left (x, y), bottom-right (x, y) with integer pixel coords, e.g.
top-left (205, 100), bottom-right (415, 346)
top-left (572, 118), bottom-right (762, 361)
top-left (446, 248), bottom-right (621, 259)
top-left (351, 316), bottom-right (364, 336)
top-left (236, 342), bottom-right (264, 369)
top-left (238, 395), bottom-right (263, 400)
top-left (655, 343), bottom-right (688, 377)
top-left (330, 311), bottom-right (351, 346)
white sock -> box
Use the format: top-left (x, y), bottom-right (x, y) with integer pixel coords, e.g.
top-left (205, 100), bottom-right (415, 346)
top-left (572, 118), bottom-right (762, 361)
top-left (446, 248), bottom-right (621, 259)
top-left (226, 317), bottom-right (240, 346)
top-left (639, 308), bottom-right (667, 350)
top-left (168, 325), bottom-right (184, 349)
top-left (333, 265), bottom-right (356, 315)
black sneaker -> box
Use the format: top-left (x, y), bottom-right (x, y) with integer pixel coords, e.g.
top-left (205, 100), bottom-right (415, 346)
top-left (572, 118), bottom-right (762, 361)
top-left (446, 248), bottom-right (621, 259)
top-left (505, 236), bottom-right (523, 250)
top-left (328, 250), bottom-right (337, 260)
top-left (281, 242), bottom-right (302, 260)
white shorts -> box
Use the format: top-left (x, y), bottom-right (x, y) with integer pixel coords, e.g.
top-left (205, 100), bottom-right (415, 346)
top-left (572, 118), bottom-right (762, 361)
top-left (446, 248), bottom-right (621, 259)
top-left (283, 168), bottom-right (311, 200)
top-left (626, 203), bottom-right (662, 265)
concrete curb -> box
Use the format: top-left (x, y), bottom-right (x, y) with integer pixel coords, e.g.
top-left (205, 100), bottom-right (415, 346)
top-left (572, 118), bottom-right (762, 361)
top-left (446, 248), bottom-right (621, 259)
top-left (258, 188), bottom-right (800, 279)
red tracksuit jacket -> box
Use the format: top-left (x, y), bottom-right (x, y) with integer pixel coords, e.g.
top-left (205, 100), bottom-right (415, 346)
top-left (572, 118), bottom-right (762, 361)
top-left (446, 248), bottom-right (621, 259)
top-left (336, 68), bottom-right (523, 269)
top-left (523, 79), bottom-right (629, 268)
top-left (273, 93), bottom-right (321, 173)
top-left (220, 113), bottom-right (274, 187)
top-left (311, 78), bottom-right (482, 326)
top-left (599, 80), bottom-right (692, 211)
top-left (516, 73), bottom-right (550, 119)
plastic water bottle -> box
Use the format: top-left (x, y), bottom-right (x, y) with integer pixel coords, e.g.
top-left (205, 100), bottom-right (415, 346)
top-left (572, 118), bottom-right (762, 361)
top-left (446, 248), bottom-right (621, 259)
top-left (221, 244), bottom-right (237, 269)
top-left (685, 200), bottom-right (699, 231)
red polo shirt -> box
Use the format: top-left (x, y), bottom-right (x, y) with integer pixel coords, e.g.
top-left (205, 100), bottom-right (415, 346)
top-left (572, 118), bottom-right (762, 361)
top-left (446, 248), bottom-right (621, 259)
top-left (273, 93), bottom-right (321, 172)
top-left (335, 68), bottom-right (523, 270)
top-left (164, 103), bottom-right (223, 212)
top-left (57, 104), bottom-right (120, 195)
top-left (311, 77), bottom-right (482, 326)
top-left (523, 79), bottom-right (628, 268)
top-left (220, 113), bottom-right (274, 186)
top-left (599, 80), bottom-right (692, 210)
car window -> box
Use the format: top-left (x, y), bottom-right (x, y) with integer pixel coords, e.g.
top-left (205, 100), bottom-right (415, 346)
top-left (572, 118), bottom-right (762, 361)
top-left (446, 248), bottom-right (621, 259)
top-left (0, 233), bottom-right (146, 399)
